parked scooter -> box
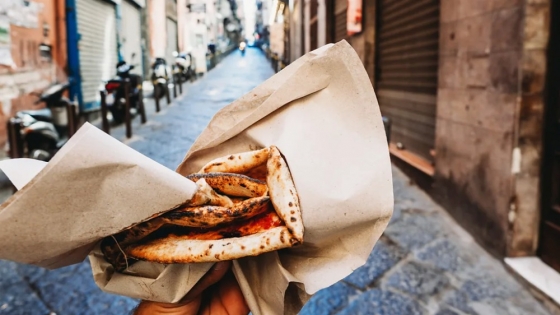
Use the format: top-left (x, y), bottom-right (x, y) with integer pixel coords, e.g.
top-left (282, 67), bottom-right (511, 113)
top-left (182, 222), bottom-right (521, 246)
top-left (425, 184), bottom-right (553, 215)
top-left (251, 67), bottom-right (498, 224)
top-left (173, 51), bottom-right (196, 82)
top-left (151, 57), bottom-right (169, 100)
top-left (12, 82), bottom-right (71, 161)
top-left (104, 53), bottom-right (142, 124)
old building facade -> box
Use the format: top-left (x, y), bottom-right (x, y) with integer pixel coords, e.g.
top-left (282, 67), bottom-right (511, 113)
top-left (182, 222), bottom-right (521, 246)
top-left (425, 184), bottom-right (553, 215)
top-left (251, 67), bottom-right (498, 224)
top-left (0, 0), bottom-right (67, 151)
top-left (284, 0), bottom-right (559, 292)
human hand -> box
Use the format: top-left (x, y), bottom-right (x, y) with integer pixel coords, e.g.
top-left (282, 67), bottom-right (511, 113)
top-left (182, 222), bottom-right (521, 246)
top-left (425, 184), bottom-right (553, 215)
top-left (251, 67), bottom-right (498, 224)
top-left (133, 261), bottom-right (249, 315)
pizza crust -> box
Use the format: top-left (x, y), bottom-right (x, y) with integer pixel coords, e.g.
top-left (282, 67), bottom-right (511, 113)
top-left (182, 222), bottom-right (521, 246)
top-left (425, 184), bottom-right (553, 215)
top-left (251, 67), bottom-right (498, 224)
top-left (162, 196), bottom-right (271, 228)
top-left (189, 179), bottom-right (234, 207)
top-left (102, 146), bottom-right (304, 269)
top-left (267, 146), bottom-right (304, 243)
top-left (198, 148), bottom-right (270, 174)
top-left (187, 173), bottom-right (268, 198)
top-left (125, 226), bottom-right (298, 264)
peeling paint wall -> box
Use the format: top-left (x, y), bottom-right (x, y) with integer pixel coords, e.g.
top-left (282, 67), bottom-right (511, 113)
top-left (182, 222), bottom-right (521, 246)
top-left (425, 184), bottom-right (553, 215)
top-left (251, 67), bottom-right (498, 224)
top-left (433, 0), bottom-right (525, 256)
top-left (433, 0), bottom-right (551, 257)
top-left (510, 0), bottom-right (550, 257)
top-left (0, 0), bottom-right (66, 152)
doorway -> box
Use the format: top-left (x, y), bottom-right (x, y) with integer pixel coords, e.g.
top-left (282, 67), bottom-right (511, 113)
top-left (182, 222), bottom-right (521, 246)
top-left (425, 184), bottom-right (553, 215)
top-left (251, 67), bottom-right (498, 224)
top-left (539, 0), bottom-right (560, 273)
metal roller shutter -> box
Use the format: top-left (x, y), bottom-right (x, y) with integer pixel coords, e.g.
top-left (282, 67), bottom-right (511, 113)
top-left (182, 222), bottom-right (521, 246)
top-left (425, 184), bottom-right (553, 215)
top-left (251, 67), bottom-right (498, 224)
top-left (121, 0), bottom-right (143, 76)
top-left (334, 0), bottom-right (347, 42)
top-left (310, 0), bottom-right (318, 50)
top-left (76, 0), bottom-right (118, 110)
top-left (375, 0), bottom-right (439, 162)
top-left (166, 18), bottom-right (178, 66)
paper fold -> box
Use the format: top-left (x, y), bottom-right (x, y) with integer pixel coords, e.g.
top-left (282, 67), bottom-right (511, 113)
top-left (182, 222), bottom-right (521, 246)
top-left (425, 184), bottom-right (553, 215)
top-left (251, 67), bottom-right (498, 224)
top-left (0, 158), bottom-right (47, 190)
top-left (0, 123), bottom-right (198, 268)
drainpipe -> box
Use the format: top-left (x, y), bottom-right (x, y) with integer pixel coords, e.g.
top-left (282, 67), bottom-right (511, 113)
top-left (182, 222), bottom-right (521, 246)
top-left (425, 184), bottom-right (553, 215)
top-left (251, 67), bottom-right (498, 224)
top-left (65, 0), bottom-right (83, 109)
top-left (116, 2), bottom-right (124, 62)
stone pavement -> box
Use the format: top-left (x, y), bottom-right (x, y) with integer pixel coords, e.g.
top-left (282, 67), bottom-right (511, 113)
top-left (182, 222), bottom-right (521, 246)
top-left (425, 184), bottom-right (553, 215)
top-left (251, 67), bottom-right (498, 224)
top-left (0, 48), bottom-right (553, 315)
top-left (300, 167), bottom-right (553, 315)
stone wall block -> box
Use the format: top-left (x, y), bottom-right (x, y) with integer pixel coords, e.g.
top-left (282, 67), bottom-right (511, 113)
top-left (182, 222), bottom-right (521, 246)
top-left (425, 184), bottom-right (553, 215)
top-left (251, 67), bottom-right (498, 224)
top-left (458, 0), bottom-right (493, 19)
top-left (441, 0), bottom-right (460, 23)
top-left (457, 13), bottom-right (492, 54)
top-left (489, 50), bottom-right (521, 93)
top-left (491, 7), bottom-right (523, 52)
top-left (440, 22), bottom-right (459, 57)
top-left (523, 3), bottom-right (550, 50)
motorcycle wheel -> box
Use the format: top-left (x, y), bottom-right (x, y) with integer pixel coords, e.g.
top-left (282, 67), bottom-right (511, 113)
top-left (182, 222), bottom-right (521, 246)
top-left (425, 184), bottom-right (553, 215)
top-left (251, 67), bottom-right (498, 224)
top-left (26, 134), bottom-right (55, 161)
top-left (110, 106), bottom-right (125, 124)
top-left (29, 149), bottom-right (51, 161)
top-left (153, 84), bottom-right (164, 99)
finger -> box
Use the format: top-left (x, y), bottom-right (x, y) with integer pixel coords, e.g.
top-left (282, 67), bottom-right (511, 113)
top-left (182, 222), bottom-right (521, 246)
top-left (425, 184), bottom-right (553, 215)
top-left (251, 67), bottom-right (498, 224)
top-left (217, 271), bottom-right (250, 314)
top-left (199, 271), bottom-right (250, 315)
top-left (181, 261), bottom-right (232, 302)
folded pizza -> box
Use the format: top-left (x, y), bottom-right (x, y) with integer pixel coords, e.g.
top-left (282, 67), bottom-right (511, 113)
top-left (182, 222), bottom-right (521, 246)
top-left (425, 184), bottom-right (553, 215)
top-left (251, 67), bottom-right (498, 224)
top-left (101, 146), bottom-right (303, 272)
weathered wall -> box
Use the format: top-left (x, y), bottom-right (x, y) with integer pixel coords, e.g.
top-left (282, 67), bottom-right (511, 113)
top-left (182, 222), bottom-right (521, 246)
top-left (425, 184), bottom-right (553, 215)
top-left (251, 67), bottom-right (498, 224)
top-left (335, 0), bottom-right (551, 258)
top-left (147, 0), bottom-right (167, 58)
top-left (510, 0), bottom-right (550, 257)
top-left (0, 0), bottom-right (66, 150)
top-left (290, 0), bottom-right (303, 61)
top-left (434, 0), bottom-right (524, 256)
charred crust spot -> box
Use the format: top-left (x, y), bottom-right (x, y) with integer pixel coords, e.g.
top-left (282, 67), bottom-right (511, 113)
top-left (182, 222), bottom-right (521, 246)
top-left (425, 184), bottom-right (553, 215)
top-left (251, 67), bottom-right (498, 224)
top-left (209, 244), bottom-right (213, 249)
top-left (240, 183), bottom-right (247, 188)
top-left (289, 202), bottom-right (293, 207)
top-left (280, 234), bottom-right (285, 243)
top-left (290, 217), bottom-right (297, 222)
top-left (260, 245), bottom-right (265, 249)
top-left (228, 155), bottom-right (235, 160)
top-left (215, 254), bottom-right (220, 259)
top-left (188, 247), bottom-right (192, 250)
top-left (241, 245), bottom-right (246, 250)
top-left (276, 161), bottom-right (282, 169)
top-left (290, 210), bottom-right (295, 214)
top-left (266, 238), bottom-right (270, 245)
top-left (221, 231), bottom-right (242, 238)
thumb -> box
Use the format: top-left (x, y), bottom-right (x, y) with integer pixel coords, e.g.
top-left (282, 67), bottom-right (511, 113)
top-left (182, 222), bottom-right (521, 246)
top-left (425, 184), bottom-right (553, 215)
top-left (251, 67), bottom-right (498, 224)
top-left (181, 261), bottom-right (232, 303)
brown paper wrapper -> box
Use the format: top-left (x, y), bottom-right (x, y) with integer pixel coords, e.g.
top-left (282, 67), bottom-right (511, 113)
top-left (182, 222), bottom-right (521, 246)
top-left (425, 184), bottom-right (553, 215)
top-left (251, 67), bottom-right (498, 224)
top-left (0, 41), bottom-right (393, 314)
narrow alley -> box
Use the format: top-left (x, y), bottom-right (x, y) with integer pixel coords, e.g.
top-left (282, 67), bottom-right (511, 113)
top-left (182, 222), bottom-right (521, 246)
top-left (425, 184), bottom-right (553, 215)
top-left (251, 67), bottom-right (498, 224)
top-left (0, 48), bottom-right (553, 315)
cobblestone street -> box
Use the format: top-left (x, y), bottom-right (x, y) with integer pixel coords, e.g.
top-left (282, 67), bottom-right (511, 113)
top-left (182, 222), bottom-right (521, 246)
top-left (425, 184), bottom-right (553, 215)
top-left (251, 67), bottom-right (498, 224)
top-left (0, 49), bottom-right (554, 315)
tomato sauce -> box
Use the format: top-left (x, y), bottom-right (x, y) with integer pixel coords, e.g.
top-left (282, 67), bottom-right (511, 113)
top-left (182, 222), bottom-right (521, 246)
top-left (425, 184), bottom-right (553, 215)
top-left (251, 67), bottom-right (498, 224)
top-left (153, 210), bottom-right (283, 241)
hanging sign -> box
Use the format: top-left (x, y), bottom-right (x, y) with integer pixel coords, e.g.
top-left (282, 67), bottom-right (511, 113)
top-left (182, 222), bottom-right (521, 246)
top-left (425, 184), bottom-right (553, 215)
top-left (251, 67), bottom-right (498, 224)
top-left (0, 18), bottom-right (14, 67)
top-left (347, 0), bottom-right (362, 36)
